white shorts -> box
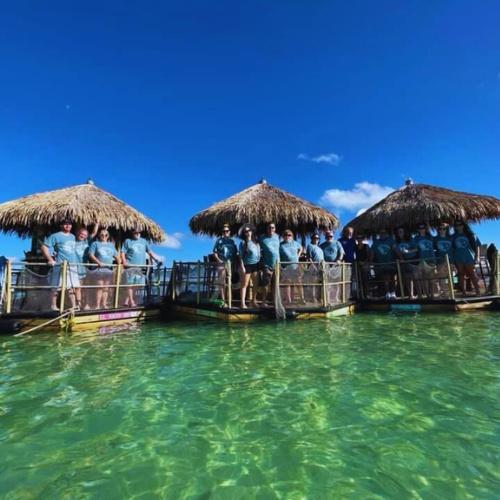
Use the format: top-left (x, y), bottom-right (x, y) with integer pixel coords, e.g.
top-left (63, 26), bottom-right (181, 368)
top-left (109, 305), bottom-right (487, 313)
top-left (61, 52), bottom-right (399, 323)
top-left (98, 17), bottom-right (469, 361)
top-left (48, 265), bottom-right (81, 290)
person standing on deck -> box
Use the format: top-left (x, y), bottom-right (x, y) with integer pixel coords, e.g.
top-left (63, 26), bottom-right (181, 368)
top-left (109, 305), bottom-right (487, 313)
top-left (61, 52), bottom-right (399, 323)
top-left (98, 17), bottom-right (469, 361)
top-left (338, 227), bottom-right (355, 264)
top-left (74, 223), bottom-right (99, 309)
top-left (414, 224), bottom-right (437, 297)
top-left (452, 220), bottom-right (481, 296)
top-left (320, 231), bottom-right (344, 302)
top-left (238, 223), bottom-right (260, 309)
top-left (258, 223), bottom-right (280, 308)
top-left (121, 229), bottom-right (160, 307)
top-left (41, 219), bottom-right (79, 311)
top-left (279, 230), bottom-right (303, 304)
top-left (305, 234), bottom-right (324, 302)
top-left (212, 223), bottom-right (238, 303)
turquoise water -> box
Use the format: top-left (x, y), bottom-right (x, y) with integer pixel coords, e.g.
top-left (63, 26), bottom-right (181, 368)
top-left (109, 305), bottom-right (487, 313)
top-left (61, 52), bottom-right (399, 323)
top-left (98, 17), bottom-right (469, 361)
top-left (2, 313), bottom-right (500, 499)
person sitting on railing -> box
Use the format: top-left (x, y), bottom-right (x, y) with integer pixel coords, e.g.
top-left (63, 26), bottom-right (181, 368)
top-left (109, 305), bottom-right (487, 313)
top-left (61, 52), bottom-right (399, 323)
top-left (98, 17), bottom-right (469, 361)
top-left (320, 230), bottom-right (344, 302)
top-left (75, 222), bottom-right (99, 309)
top-left (259, 222), bottom-right (280, 308)
top-left (279, 229), bottom-right (303, 304)
top-left (305, 233), bottom-right (324, 302)
top-left (415, 223), bottom-right (437, 298)
top-left (212, 223), bottom-right (238, 303)
top-left (452, 220), bottom-right (481, 297)
top-left (238, 223), bottom-right (260, 309)
top-left (433, 223), bottom-right (454, 297)
top-left (41, 218), bottom-right (80, 311)
top-left (121, 228), bottom-right (161, 307)
top-left (88, 229), bottom-right (120, 309)
top-left (370, 229), bottom-right (403, 300)
top-left (395, 226), bottom-right (420, 299)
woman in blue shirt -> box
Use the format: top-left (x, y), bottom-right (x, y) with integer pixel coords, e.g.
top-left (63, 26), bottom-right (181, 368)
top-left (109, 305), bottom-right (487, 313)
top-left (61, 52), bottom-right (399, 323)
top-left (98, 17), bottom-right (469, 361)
top-left (414, 224), bottom-right (437, 298)
top-left (238, 224), bottom-right (261, 309)
top-left (452, 220), bottom-right (481, 296)
top-left (433, 223), bottom-right (454, 297)
top-left (395, 226), bottom-right (420, 299)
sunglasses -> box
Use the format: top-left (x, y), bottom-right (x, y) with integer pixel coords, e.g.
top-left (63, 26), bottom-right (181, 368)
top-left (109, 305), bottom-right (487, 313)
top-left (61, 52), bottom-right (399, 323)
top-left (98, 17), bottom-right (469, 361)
top-left (100, 233), bottom-right (109, 237)
top-left (454, 223), bottom-right (463, 227)
top-left (438, 227), bottom-right (447, 231)
top-left (223, 229), bottom-right (230, 232)
top-left (245, 229), bottom-right (252, 233)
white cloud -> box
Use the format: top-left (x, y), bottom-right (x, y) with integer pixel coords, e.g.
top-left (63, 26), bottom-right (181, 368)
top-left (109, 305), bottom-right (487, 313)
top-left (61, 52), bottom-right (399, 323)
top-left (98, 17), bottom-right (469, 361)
top-left (160, 232), bottom-right (183, 249)
top-left (320, 182), bottom-right (395, 211)
top-left (6, 256), bottom-right (20, 262)
top-left (298, 152), bottom-right (343, 166)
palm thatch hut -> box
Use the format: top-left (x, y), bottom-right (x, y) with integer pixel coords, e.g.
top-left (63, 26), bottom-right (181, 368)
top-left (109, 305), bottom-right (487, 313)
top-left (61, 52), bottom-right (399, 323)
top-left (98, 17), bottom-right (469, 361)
top-left (347, 179), bottom-right (500, 235)
top-left (0, 180), bottom-right (166, 251)
top-left (189, 179), bottom-right (339, 241)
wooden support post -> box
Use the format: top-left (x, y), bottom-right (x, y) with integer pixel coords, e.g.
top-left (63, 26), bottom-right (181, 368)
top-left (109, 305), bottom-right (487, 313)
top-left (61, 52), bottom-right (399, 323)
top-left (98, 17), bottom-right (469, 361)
top-left (172, 261), bottom-right (176, 300)
top-left (275, 260), bottom-right (281, 308)
top-left (227, 261), bottom-right (232, 309)
top-left (495, 251), bottom-right (500, 296)
top-left (355, 262), bottom-right (363, 300)
top-left (114, 263), bottom-right (122, 309)
top-left (322, 261), bottom-right (328, 307)
top-left (196, 260), bottom-right (201, 305)
top-left (5, 259), bottom-right (12, 314)
top-left (396, 260), bottom-right (405, 299)
top-left (445, 254), bottom-right (455, 300)
top-left (60, 261), bottom-right (68, 313)
top-left (341, 263), bottom-right (346, 303)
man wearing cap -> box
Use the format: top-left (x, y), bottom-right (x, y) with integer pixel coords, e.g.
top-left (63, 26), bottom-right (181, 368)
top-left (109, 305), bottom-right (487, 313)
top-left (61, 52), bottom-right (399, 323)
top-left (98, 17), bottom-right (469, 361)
top-left (305, 233), bottom-right (324, 302)
top-left (121, 229), bottom-right (160, 307)
top-left (212, 223), bottom-right (238, 303)
top-left (258, 223), bottom-right (280, 307)
top-left (41, 219), bottom-right (80, 310)
top-left (320, 231), bottom-right (345, 303)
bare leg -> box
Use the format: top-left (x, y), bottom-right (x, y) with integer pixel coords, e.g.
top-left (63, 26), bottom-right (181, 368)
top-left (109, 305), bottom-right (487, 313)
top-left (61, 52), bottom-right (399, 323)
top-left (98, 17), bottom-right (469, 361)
top-left (240, 273), bottom-right (251, 308)
top-left (464, 263), bottom-right (480, 294)
top-left (250, 272), bottom-right (259, 307)
top-left (51, 291), bottom-right (59, 311)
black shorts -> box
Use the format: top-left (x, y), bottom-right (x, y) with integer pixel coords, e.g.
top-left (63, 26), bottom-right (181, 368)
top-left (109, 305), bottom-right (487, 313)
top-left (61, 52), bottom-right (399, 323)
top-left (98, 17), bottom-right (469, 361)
top-left (244, 263), bottom-right (259, 274)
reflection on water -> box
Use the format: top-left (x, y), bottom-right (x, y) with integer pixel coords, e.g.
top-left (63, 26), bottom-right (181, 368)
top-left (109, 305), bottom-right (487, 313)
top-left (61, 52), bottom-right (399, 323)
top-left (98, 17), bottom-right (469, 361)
top-left (2, 313), bottom-right (500, 499)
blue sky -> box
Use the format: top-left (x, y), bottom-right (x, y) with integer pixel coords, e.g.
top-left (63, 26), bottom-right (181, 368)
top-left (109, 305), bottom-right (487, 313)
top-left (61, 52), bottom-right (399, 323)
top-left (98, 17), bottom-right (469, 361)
top-left (1, 0), bottom-right (500, 264)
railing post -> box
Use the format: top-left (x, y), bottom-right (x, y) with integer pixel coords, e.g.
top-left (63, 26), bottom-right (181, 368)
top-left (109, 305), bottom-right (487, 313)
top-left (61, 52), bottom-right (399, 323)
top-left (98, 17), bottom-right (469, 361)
top-left (5, 259), bottom-right (12, 314)
top-left (172, 261), bottom-right (176, 300)
top-left (322, 261), bottom-right (328, 307)
top-left (445, 254), bottom-right (455, 300)
top-left (396, 260), bottom-right (405, 299)
top-left (114, 263), bottom-right (122, 309)
top-left (355, 262), bottom-right (363, 300)
top-left (196, 260), bottom-right (201, 305)
top-left (495, 251), bottom-right (500, 295)
top-left (275, 260), bottom-right (281, 307)
top-left (227, 261), bottom-right (232, 309)
top-left (60, 260), bottom-right (68, 313)
top-left (341, 263), bottom-right (346, 303)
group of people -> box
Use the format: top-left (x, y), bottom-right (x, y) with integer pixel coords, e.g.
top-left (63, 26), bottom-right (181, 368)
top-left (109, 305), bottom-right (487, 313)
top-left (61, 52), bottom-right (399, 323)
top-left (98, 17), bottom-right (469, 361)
top-left (213, 223), bottom-right (353, 308)
top-left (41, 219), bottom-right (161, 310)
top-left (366, 220), bottom-right (482, 299)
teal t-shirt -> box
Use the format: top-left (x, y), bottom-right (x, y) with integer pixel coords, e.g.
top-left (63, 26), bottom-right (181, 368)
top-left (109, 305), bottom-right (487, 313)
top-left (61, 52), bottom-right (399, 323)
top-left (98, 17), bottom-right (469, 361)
top-left (122, 237), bottom-right (150, 265)
top-left (320, 240), bottom-right (344, 262)
top-left (43, 232), bottom-right (77, 263)
top-left (306, 243), bottom-right (324, 262)
top-left (371, 237), bottom-right (397, 264)
top-left (397, 238), bottom-right (417, 261)
top-left (258, 234), bottom-right (280, 270)
top-left (239, 240), bottom-right (260, 265)
top-left (433, 235), bottom-right (454, 265)
top-left (213, 237), bottom-right (237, 263)
top-left (280, 240), bottom-right (301, 269)
top-left (74, 239), bottom-right (91, 263)
top-left (415, 235), bottom-right (435, 263)
top-left (453, 233), bottom-right (476, 264)
top-left (89, 241), bottom-right (118, 268)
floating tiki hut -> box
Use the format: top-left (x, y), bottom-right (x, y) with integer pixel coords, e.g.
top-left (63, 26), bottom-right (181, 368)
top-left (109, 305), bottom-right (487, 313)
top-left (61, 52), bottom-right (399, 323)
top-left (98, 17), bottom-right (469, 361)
top-left (347, 179), bottom-right (500, 235)
top-left (189, 178), bottom-right (340, 243)
top-left (0, 180), bottom-right (166, 253)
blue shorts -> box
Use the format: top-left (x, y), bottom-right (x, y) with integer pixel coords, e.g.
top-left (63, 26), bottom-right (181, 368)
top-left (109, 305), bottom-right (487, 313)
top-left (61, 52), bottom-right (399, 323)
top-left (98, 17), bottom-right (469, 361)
top-left (124, 268), bottom-right (145, 285)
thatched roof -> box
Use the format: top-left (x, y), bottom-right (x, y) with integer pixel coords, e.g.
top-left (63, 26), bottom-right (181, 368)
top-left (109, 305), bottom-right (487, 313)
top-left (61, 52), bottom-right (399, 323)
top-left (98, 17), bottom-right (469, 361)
top-left (347, 180), bottom-right (500, 235)
top-left (189, 179), bottom-right (340, 237)
top-left (0, 181), bottom-right (166, 243)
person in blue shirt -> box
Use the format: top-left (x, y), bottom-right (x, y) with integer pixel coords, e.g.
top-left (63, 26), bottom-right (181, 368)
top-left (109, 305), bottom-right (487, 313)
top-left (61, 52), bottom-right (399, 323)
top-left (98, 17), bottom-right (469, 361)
top-left (258, 223), bottom-right (280, 307)
top-left (452, 220), bottom-right (481, 296)
top-left (338, 226), bottom-right (355, 264)
top-left (238, 223), bottom-right (260, 309)
top-left (121, 229), bottom-right (160, 307)
top-left (395, 226), bottom-right (419, 299)
top-left (370, 229), bottom-right (402, 299)
top-left (212, 223), bottom-right (238, 303)
top-left (414, 224), bottom-right (437, 298)
top-left (434, 223), bottom-right (454, 297)
top-left (320, 231), bottom-right (345, 303)
top-left (88, 229), bottom-right (120, 309)
top-left (305, 234), bottom-right (324, 302)
top-left (279, 229), bottom-right (303, 304)
top-left (41, 218), bottom-right (79, 310)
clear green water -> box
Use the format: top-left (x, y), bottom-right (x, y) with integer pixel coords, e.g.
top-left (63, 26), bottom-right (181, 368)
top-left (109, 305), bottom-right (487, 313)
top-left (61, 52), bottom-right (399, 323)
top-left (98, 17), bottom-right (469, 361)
top-left (2, 313), bottom-right (500, 499)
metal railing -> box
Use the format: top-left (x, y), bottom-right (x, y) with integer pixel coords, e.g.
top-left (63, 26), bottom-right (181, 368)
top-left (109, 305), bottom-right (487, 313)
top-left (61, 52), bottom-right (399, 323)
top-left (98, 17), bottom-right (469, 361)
top-left (1, 261), bottom-right (171, 314)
